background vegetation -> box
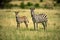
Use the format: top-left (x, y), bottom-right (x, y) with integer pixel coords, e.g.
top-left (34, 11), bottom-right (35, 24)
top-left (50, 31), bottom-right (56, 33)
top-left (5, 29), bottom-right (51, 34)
top-left (0, 8), bottom-right (60, 40)
top-left (0, 0), bottom-right (60, 40)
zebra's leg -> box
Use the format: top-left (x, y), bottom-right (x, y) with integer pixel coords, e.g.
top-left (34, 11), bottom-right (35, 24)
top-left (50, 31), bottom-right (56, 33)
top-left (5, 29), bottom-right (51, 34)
top-left (24, 21), bottom-right (28, 28)
top-left (36, 23), bottom-right (38, 31)
top-left (33, 22), bottom-right (35, 30)
top-left (45, 21), bottom-right (47, 27)
top-left (45, 21), bottom-right (47, 31)
top-left (42, 22), bottom-right (45, 31)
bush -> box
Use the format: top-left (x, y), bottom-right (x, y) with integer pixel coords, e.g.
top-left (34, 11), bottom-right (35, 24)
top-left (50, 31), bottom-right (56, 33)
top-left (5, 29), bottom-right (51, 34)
top-left (4, 4), bottom-right (19, 9)
top-left (20, 2), bottom-right (25, 9)
top-left (25, 2), bottom-right (33, 9)
top-left (14, 4), bottom-right (19, 7)
top-left (26, 2), bottom-right (33, 6)
top-left (40, 0), bottom-right (43, 2)
top-left (0, 0), bottom-right (12, 8)
top-left (44, 3), bottom-right (53, 9)
top-left (56, 0), bottom-right (60, 3)
top-left (4, 4), bottom-right (13, 9)
top-left (34, 3), bottom-right (40, 8)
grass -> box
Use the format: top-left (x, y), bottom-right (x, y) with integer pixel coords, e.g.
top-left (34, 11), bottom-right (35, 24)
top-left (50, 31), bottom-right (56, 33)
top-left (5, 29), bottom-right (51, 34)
top-left (0, 8), bottom-right (60, 40)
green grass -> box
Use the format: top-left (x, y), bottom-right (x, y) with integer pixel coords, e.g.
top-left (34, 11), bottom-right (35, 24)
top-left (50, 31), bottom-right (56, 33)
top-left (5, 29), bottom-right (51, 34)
top-left (0, 8), bottom-right (60, 40)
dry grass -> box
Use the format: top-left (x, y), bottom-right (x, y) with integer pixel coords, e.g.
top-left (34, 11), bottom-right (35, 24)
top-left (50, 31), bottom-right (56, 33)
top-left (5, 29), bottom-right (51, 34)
top-left (0, 8), bottom-right (60, 40)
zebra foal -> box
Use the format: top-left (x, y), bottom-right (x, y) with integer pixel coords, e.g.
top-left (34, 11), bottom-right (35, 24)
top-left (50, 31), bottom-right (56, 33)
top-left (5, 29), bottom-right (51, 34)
top-left (15, 11), bottom-right (29, 29)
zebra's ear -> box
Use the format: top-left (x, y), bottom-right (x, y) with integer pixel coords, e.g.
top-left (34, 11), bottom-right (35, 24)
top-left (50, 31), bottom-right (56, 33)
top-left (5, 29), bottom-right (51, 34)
top-left (30, 8), bottom-right (35, 10)
top-left (30, 8), bottom-right (32, 10)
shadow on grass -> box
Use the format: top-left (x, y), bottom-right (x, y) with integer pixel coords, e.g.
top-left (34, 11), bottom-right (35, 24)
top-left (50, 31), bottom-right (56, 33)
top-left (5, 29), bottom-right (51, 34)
top-left (17, 28), bottom-right (40, 31)
top-left (30, 28), bottom-right (44, 31)
top-left (0, 25), bottom-right (3, 30)
top-left (18, 27), bottom-right (45, 31)
top-left (18, 28), bottom-right (30, 31)
top-left (30, 29), bottom-right (36, 31)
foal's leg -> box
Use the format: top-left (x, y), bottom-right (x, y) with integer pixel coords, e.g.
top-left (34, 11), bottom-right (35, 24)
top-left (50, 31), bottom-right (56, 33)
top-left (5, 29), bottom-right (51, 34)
top-left (24, 21), bottom-right (28, 28)
top-left (17, 22), bottom-right (20, 29)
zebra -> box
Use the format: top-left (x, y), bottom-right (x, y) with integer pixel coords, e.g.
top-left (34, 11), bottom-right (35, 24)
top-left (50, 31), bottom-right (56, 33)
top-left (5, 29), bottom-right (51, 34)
top-left (15, 11), bottom-right (29, 29)
top-left (30, 8), bottom-right (48, 30)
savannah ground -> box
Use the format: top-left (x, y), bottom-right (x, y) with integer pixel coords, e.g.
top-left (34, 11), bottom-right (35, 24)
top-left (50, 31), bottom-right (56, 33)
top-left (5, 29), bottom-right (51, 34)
top-left (0, 8), bottom-right (60, 40)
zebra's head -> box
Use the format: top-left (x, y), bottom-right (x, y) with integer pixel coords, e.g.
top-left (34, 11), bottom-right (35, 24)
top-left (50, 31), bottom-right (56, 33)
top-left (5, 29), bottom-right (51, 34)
top-left (30, 8), bottom-right (35, 11)
top-left (30, 8), bottom-right (35, 17)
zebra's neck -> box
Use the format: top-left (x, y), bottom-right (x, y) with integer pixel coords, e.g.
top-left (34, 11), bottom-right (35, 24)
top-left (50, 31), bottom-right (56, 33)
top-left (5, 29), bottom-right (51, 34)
top-left (31, 10), bottom-right (35, 17)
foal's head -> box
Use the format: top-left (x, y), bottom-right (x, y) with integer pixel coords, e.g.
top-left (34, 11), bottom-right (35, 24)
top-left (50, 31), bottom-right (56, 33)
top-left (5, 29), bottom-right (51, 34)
top-left (15, 11), bottom-right (19, 15)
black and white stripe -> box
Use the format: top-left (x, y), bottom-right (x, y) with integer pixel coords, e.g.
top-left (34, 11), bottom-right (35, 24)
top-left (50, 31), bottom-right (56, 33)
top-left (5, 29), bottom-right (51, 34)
top-left (30, 8), bottom-right (48, 30)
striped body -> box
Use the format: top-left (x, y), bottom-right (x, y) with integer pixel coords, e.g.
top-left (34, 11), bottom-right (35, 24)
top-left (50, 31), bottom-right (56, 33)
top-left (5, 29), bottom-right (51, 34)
top-left (33, 14), bottom-right (47, 23)
top-left (30, 8), bottom-right (48, 30)
top-left (15, 12), bottom-right (29, 29)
